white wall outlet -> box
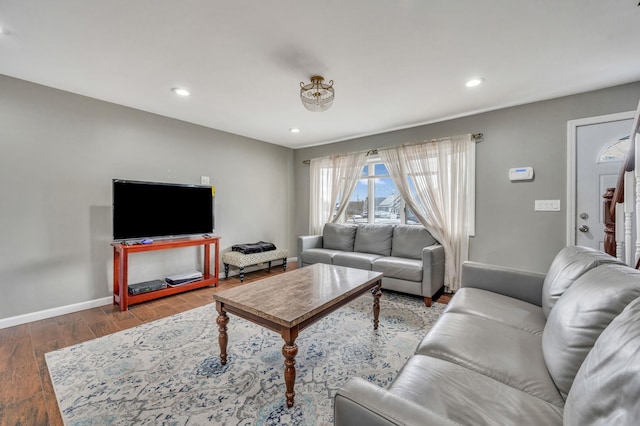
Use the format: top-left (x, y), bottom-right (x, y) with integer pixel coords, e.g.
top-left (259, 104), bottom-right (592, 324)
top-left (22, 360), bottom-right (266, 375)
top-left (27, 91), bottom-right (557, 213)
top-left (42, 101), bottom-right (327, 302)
top-left (535, 200), bottom-right (561, 211)
top-left (200, 176), bottom-right (210, 185)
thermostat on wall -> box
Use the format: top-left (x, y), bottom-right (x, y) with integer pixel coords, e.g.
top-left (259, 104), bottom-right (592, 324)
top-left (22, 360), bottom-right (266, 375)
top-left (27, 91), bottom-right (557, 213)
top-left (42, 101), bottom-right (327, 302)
top-left (509, 167), bottom-right (534, 181)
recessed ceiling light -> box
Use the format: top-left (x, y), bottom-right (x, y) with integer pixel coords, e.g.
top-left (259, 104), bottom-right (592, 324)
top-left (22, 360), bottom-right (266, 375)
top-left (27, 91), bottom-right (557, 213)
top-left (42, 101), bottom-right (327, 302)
top-left (171, 88), bottom-right (190, 96)
top-left (466, 78), bottom-right (485, 88)
top-left (289, 128), bottom-right (301, 133)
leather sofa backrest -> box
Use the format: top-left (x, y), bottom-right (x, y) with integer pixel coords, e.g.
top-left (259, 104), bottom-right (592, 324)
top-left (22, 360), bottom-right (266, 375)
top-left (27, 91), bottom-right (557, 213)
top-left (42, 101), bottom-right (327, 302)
top-left (391, 225), bottom-right (437, 260)
top-left (322, 223), bottom-right (357, 251)
top-left (354, 224), bottom-right (394, 256)
top-left (563, 295), bottom-right (640, 425)
top-left (541, 245), bottom-right (623, 318)
top-left (542, 263), bottom-right (640, 399)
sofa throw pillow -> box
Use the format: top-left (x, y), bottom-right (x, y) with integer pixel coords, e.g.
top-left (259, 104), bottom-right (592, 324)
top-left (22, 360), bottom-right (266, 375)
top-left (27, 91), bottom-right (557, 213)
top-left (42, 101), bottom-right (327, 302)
top-left (542, 263), bottom-right (640, 400)
top-left (354, 224), bottom-right (394, 256)
top-left (391, 225), bottom-right (437, 260)
top-left (322, 223), bottom-right (357, 252)
top-left (541, 245), bottom-right (623, 318)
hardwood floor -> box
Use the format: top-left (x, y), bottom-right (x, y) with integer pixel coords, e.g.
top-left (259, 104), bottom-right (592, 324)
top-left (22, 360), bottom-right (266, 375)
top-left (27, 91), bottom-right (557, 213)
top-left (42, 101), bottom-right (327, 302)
top-left (0, 261), bottom-right (451, 425)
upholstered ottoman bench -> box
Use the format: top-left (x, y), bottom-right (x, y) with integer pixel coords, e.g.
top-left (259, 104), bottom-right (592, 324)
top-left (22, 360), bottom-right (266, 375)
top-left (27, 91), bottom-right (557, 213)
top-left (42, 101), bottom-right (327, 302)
top-left (222, 248), bottom-right (288, 282)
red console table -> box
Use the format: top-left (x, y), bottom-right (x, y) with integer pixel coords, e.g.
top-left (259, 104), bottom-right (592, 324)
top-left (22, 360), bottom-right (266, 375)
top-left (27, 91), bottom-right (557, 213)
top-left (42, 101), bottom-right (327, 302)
top-left (112, 236), bottom-right (220, 311)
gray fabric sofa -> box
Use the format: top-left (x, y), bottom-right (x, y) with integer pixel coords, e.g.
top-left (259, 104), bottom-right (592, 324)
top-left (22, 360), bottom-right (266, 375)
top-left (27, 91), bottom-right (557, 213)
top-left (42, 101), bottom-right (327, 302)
top-left (335, 246), bottom-right (640, 425)
top-left (297, 223), bottom-right (445, 306)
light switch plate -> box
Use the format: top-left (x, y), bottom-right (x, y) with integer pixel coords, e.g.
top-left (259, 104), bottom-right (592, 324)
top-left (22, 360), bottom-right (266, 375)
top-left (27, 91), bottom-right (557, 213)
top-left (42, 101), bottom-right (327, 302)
top-left (200, 176), bottom-right (210, 185)
top-left (535, 200), bottom-right (561, 211)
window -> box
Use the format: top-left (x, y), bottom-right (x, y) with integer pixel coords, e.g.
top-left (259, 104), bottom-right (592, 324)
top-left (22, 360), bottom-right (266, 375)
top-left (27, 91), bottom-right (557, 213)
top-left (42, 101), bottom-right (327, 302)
top-left (598, 136), bottom-right (629, 163)
top-left (344, 158), bottom-right (419, 225)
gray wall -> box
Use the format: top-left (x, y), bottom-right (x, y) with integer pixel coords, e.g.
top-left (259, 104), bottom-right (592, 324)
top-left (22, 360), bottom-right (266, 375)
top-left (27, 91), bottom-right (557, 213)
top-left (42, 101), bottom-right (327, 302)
top-left (294, 82), bottom-right (640, 274)
top-left (0, 75), bottom-right (294, 320)
top-left (3, 72), bottom-right (639, 322)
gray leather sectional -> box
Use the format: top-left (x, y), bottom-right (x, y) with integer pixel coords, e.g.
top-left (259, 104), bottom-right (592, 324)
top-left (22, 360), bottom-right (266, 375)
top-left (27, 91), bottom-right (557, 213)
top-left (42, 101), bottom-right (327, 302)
top-left (334, 246), bottom-right (640, 425)
top-left (297, 223), bottom-right (445, 306)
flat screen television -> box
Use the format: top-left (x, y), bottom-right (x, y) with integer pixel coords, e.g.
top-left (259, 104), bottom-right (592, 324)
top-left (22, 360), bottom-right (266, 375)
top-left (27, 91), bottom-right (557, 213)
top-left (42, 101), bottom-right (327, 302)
top-left (112, 179), bottom-right (214, 241)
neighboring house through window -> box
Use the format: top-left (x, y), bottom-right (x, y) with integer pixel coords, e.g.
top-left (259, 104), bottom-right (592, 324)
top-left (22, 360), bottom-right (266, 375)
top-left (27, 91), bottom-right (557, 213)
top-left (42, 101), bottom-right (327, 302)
top-left (344, 158), bottom-right (419, 225)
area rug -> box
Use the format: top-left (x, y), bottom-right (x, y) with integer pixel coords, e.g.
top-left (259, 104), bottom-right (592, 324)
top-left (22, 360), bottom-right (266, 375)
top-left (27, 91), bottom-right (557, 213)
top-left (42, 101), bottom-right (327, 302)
top-left (46, 291), bottom-right (445, 425)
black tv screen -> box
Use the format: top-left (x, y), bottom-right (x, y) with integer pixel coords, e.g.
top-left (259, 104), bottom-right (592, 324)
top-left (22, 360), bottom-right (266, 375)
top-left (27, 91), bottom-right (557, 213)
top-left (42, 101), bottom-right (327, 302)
top-left (113, 179), bottom-right (214, 240)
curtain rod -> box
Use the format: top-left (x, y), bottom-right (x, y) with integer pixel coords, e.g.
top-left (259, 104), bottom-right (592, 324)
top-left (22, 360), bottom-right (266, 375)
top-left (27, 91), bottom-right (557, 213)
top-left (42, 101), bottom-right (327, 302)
top-left (302, 133), bottom-right (483, 165)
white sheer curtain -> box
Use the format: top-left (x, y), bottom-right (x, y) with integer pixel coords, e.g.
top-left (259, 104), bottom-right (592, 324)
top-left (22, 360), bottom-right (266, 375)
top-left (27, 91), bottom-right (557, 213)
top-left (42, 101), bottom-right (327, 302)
top-left (309, 152), bottom-right (368, 234)
top-left (378, 134), bottom-right (475, 291)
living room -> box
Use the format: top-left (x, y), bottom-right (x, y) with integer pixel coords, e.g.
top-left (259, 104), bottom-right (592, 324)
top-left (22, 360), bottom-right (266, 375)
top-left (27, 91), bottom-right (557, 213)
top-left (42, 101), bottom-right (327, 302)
top-left (2, 1), bottom-right (640, 425)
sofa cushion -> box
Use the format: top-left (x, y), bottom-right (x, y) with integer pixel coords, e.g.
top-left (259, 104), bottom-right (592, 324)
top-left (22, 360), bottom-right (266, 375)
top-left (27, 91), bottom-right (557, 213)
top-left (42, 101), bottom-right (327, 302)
top-left (372, 257), bottom-right (423, 282)
top-left (354, 224), bottom-right (394, 256)
top-left (388, 355), bottom-right (563, 426)
top-left (299, 248), bottom-right (343, 265)
top-left (564, 296), bottom-right (640, 426)
top-left (322, 223), bottom-right (357, 252)
top-left (445, 287), bottom-right (546, 336)
top-left (416, 312), bottom-right (564, 407)
top-left (333, 252), bottom-right (383, 270)
top-left (542, 263), bottom-right (640, 399)
top-left (391, 225), bottom-right (437, 260)
top-left (541, 245), bottom-right (623, 318)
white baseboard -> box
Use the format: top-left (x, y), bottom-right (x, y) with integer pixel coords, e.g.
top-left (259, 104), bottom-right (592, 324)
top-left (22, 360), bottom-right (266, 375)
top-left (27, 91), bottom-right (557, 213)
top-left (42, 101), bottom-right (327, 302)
top-left (0, 296), bottom-right (113, 329)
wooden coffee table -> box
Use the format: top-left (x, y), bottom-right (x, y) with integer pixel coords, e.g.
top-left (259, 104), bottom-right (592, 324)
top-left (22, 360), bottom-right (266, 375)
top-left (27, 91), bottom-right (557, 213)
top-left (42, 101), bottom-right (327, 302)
top-left (212, 263), bottom-right (383, 408)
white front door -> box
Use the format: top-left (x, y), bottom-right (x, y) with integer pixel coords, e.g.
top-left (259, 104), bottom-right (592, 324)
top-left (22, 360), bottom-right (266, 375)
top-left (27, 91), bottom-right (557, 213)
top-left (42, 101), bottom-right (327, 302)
top-left (572, 116), bottom-right (633, 251)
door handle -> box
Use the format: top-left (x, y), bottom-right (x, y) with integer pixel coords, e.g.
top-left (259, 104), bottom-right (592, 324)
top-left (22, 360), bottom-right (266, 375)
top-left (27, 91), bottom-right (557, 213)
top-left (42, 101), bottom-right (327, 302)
top-left (579, 225), bottom-right (589, 233)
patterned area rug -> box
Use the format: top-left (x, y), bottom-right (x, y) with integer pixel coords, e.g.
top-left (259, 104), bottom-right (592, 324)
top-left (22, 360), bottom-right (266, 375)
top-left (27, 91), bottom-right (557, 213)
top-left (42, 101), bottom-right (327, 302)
top-left (46, 291), bottom-right (444, 425)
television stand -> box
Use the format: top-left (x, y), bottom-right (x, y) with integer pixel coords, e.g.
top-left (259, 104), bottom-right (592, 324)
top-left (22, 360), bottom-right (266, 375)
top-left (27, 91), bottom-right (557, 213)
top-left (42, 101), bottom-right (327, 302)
top-left (112, 236), bottom-right (220, 311)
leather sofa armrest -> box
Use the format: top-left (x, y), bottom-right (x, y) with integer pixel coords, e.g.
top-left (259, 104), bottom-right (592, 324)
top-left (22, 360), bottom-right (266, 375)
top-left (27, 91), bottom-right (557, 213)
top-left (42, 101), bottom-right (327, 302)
top-left (335, 377), bottom-right (462, 426)
top-left (460, 261), bottom-right (546, 306)
top-left (297, 235), bottom-right (323, 261)
top-left (422, 244), bottom-right (445, 295)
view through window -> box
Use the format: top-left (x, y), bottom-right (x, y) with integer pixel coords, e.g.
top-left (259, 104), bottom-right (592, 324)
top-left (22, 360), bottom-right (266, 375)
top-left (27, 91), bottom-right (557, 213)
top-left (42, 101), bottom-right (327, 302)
top-left (343, 159), bottom-right (419, 225)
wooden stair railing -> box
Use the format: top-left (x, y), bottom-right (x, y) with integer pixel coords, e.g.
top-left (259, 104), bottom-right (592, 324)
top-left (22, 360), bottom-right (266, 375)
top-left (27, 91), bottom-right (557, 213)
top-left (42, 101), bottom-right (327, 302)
top-left (604, 138), bottom-right (632, 258)
top-left (608, 99), bottom-right (640, 266)
top-left (610, 136), bottom-right (634, 216)
top-left (603, 187), bottom-right (616, 256)
top-left (606, 147), bottom-right (633, 260)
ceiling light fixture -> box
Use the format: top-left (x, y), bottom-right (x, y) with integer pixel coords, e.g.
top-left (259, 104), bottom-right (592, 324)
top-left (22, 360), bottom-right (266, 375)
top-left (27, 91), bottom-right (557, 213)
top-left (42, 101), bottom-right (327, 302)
top-left (466, 78), bottom-right (485, 88)
top-left (300, 76), bottom-right (334, 112)
top-left (289, 128), bottom-right (301, 133)
top-left (171, 88), bottom-right (190, 96)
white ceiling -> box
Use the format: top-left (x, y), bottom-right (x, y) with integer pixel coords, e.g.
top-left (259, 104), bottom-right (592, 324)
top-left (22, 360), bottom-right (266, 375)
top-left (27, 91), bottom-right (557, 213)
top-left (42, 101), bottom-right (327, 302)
top-left (1, 1), bottom-right (639, 149)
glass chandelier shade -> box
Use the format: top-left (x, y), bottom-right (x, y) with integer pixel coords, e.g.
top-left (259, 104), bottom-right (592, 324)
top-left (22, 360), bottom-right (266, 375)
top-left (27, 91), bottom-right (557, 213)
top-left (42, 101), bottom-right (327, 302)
top-left (300, 76), bottom-right (334, 112)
